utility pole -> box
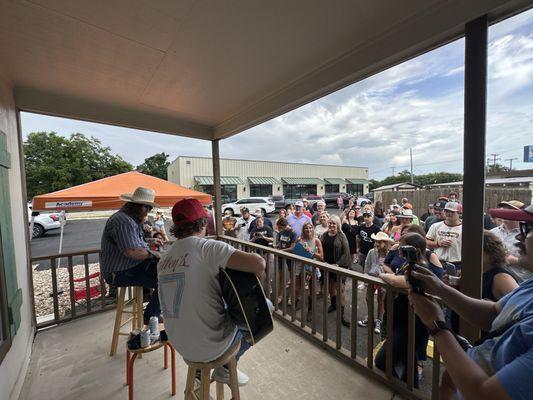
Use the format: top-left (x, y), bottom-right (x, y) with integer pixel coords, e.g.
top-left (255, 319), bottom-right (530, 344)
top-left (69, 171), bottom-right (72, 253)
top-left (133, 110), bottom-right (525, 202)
top-left (410, 148), bottom-right (414, 184)
top-left (391, 167), bottom-right (395, 176)
top-left (505, 157), bottom-right (517, 170)
top-left (489, 153), bottom-right (500, 167)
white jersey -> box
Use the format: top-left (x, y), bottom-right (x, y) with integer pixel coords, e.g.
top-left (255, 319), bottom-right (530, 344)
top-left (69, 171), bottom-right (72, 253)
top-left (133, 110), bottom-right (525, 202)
top-left (158, 236), bottom-right (237, 362)
top-left (426, 221), bottom-right (462, 262)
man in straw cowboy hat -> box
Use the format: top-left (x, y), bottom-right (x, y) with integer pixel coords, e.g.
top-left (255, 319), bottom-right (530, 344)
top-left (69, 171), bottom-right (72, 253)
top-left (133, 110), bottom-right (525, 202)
top-left (101, 187), bottom-right (163, 325)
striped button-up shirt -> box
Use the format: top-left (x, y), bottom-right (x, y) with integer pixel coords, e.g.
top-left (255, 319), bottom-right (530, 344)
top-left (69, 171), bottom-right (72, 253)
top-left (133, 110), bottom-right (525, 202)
top-left (100, 209), bottom-right (148, 273)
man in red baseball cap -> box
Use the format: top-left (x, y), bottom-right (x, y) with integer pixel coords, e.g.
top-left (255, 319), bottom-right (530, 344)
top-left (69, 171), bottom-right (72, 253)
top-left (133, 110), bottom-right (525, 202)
top-left (407, 204), bottom-right (533, 400)
top-left (158, 198), bottom-right (266, 387)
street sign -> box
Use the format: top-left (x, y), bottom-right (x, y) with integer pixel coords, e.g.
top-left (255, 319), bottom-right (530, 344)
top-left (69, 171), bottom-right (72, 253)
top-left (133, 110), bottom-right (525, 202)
top-left (524, 145), bottom-right (533, 163)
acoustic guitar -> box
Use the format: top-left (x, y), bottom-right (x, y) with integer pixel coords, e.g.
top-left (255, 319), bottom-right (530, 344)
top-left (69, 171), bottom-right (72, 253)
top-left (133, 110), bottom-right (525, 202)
top-left (219, 268), bottom-right (273, 345)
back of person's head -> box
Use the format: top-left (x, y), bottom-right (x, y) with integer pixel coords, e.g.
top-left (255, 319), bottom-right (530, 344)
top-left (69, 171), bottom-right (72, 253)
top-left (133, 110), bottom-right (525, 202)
top-left (171, 199), bottom-right (208, 239)
top-left (276, 217), bottom-right (288, 229)
top-left (400, 232), bottom-right (427, 254)
top-left (483, 230), bottom-right (508, 267)
top-left (402, 224), bottom-right (426, 237)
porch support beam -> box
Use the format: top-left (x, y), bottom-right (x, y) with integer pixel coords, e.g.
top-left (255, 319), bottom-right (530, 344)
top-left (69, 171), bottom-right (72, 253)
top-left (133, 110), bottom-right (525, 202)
top-left (211, 140), bottom-right (223, 237)
top-left (460, 15), bottom-right (488, 342)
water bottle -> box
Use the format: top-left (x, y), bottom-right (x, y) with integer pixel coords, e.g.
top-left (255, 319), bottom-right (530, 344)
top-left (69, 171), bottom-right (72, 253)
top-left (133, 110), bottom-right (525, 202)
top-left (149, 316), bottom-right (159, 334)
top-left (140, 328), bottom-right (150, 348)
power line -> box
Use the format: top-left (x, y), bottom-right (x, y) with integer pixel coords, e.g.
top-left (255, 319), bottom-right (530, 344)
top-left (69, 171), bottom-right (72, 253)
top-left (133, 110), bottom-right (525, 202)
top-left (489, 153), bottom-right (501, 167)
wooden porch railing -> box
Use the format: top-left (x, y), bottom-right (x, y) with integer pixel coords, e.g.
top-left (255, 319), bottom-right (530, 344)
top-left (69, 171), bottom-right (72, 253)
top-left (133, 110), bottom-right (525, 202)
top-left (30, 236), bottom-right (440, 399)
top-left (30, 248), bottom-right (115, 329)
top-left (218, 236), bottom-right (441, 400)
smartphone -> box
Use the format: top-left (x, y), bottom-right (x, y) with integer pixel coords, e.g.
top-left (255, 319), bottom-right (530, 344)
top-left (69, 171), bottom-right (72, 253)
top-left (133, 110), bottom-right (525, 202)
top-left (444, 262), bottom-right (457, 277)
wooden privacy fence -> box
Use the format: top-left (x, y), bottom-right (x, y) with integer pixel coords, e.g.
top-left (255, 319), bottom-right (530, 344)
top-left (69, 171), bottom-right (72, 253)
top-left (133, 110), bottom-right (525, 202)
top-left (376, 187), bottom-right (532, 218)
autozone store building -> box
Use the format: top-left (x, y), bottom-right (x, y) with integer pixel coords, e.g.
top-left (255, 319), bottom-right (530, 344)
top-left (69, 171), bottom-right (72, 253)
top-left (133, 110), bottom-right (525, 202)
top-left (167, 156), bottom-right (369, 202)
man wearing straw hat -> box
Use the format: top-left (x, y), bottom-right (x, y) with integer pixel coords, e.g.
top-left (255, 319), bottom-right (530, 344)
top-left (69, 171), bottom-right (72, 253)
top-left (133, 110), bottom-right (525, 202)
top-left (101, 186), bottom-right (163, 325)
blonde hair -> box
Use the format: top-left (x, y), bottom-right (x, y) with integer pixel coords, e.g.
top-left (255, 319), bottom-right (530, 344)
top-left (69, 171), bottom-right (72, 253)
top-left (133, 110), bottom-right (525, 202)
top-left (328, 215), bottom-right (342, 231)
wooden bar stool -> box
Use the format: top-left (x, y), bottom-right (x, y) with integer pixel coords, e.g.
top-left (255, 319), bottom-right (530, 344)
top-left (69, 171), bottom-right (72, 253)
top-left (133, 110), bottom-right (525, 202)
top-left (126, 340), bottom-right (176, 400)
top-left (110, 286), bottom-right (144, 356)
top-left (184, 340), bottom-right (241, 400)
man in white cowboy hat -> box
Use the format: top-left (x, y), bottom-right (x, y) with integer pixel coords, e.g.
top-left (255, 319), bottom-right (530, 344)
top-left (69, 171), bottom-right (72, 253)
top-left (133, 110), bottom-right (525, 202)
top-left (101, 187), bottom-right (163, 324)
top-left (426, 201), bottom-right (463, 271)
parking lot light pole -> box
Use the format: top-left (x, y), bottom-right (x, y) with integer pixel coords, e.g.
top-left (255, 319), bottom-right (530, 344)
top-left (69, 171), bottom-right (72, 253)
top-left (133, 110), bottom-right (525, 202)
top-left (212, 139), bottom-right (223, 237)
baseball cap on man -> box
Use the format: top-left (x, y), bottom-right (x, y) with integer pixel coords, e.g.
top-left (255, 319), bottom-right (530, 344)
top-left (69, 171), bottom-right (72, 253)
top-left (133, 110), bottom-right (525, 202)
top-left (490, 204), bottom-right (533, 222)
top-left (295, 200), bottom-right (304, 207)
top-left (444, 202), bottom-right (460, 212)
top-left (497, 200), bottom-right (525, 210)
top-left (434, 199), bottom-right (447, 209)
top-left (172, 198), bottom-right (208, 226)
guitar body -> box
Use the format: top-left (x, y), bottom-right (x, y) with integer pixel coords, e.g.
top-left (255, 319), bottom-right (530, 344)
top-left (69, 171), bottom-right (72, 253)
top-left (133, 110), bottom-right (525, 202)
top-left (219, 268), bottom-right (273, 345)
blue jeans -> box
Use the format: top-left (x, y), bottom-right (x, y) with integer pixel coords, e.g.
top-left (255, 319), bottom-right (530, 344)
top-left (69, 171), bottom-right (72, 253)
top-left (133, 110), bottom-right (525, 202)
top-left (105, 259), bottom-right (160, 325)
top-left (233, 329), bottom-right (252, 361)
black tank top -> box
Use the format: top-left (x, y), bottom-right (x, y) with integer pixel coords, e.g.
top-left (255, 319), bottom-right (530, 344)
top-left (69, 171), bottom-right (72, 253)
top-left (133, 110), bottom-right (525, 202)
top-left (482, 266), bottom-right (514, 302)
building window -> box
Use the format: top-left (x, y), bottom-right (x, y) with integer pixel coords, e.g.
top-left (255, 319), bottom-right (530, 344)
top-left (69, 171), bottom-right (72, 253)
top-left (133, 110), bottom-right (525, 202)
top-left (282, 184), bottom-right (317, 199)
top-left (249, 184), bottom-right (272, 197)
top-left (324, 184), bottom-right (339, 193)
top-left (198, 184), bottom-right (238, 203)
top-left (346, 184), bottom-right (364, 196)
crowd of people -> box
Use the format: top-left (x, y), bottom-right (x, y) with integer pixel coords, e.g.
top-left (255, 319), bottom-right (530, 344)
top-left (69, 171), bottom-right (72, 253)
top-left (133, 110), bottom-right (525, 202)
top-left (99, 185), bottom-right (533, 399)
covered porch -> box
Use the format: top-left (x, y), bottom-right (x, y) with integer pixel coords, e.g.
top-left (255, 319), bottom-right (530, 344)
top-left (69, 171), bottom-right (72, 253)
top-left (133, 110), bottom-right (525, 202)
top-left (1, 2), bottom-right (532, 400)
top-left (20, 310), bottom-right (399, 400)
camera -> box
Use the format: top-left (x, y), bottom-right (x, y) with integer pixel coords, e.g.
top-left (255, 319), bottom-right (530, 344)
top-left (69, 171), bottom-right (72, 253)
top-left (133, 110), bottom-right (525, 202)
top-left (399, 245), bottom-right (425, 294)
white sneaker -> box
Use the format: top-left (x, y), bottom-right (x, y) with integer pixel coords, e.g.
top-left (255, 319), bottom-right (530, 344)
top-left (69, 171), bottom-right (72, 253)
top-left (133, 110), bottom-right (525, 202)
top-left (212, 366), bottom-right (249, 387)
top-left (374, 319), bottom-right (381, 335)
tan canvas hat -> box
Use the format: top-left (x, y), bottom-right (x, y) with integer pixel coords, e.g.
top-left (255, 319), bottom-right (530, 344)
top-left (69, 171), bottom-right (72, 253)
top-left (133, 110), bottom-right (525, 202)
top-left (119, 187), bottom-right (159, 207)
top-left (371, 231), bottom-right (395, 242)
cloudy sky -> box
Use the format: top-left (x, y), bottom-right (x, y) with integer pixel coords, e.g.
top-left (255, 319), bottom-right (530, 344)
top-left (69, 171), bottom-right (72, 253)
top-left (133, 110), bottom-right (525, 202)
top-left (21, 9), bottom-right (533, 180)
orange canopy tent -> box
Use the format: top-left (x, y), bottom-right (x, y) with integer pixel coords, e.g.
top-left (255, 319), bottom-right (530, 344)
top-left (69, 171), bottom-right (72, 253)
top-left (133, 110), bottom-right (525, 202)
top-left (32, 171), bottom-right (212, 211)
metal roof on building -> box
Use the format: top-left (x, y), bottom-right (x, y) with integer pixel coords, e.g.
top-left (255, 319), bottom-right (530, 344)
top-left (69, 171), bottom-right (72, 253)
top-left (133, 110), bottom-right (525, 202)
top-left (282, 177), bottom-right (324, 185)
top-left (248, 177), bottom-right (279, 185)
top-left (372, 182), bottom-right (420, 192)
top-left (194, 176), bottom-right (244, 185)
top-left (346, 178), bottom-right (370, 184)
top-left (324, 178), bottom-right (347, 185)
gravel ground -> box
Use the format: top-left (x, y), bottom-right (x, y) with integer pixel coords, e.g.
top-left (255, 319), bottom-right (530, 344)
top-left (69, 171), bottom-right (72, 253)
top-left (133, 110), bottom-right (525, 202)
top-left (32, 262), bottom-right (108, 320)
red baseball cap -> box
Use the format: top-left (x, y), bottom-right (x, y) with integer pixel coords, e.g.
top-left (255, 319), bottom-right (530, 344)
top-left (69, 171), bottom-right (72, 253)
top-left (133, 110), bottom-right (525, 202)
top-left (172, 198), bottom-right (208, 226)
top-left (489, 205), bottom-right (533, 222)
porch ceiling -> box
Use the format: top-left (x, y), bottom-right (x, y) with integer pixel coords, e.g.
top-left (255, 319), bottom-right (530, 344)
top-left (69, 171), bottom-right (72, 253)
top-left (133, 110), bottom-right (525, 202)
top-left (0, 0), bottom-right (530, 140)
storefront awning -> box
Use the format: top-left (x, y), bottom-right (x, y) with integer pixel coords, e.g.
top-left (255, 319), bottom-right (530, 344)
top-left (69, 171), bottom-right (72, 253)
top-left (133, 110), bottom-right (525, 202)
top-left (281, 177), bottom-right (324, 185)
top-left (346, 178), bottom-right (370, 184)
top-left (194, 176), bottom-right (244, 185)
top-left (324, 178), bottom-right (347, 185)
top-left (248, 177), bottom-right (279, 185)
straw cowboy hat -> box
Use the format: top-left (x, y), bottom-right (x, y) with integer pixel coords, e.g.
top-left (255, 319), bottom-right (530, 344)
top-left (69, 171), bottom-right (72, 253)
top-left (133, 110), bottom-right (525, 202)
top-left (120, 187), bottom-right (159, 207)
top-left (371, 231), bottom-right (395, 242)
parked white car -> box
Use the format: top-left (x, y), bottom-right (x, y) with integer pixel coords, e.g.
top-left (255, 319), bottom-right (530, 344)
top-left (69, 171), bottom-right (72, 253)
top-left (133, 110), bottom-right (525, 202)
top-left (222, 197), bottom-right (275, 216)
top-left (27, 205), bottom-right (62, 238)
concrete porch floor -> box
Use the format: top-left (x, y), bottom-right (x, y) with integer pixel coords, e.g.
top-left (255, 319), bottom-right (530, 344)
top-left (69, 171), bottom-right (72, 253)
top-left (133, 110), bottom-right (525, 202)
top-left (20, 310), bottom-right (403, 400)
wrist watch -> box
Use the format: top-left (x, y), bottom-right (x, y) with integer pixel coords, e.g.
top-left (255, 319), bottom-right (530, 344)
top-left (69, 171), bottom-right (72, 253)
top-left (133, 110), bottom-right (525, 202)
top-left (427, 320), bottom-right (450, 336)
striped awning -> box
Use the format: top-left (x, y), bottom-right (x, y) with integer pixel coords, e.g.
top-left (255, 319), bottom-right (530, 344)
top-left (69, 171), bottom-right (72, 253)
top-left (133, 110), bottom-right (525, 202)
top-left (194, 176), bottom-right (244, 185)
top-left (248, 177), bottom-right (279, 185)
top-left (324, 178), bottom-right (347, 185)
top-left (346, 178), bottom-right (370, 184)
top-left (281, 177), bottom-right (324, 185)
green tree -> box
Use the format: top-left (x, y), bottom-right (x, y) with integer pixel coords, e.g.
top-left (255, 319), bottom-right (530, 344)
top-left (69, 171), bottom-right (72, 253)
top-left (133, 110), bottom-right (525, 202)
top-left (136, 152), bottom-right (170, 180)
top-left (24, 132), bottom-right (133, 199)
